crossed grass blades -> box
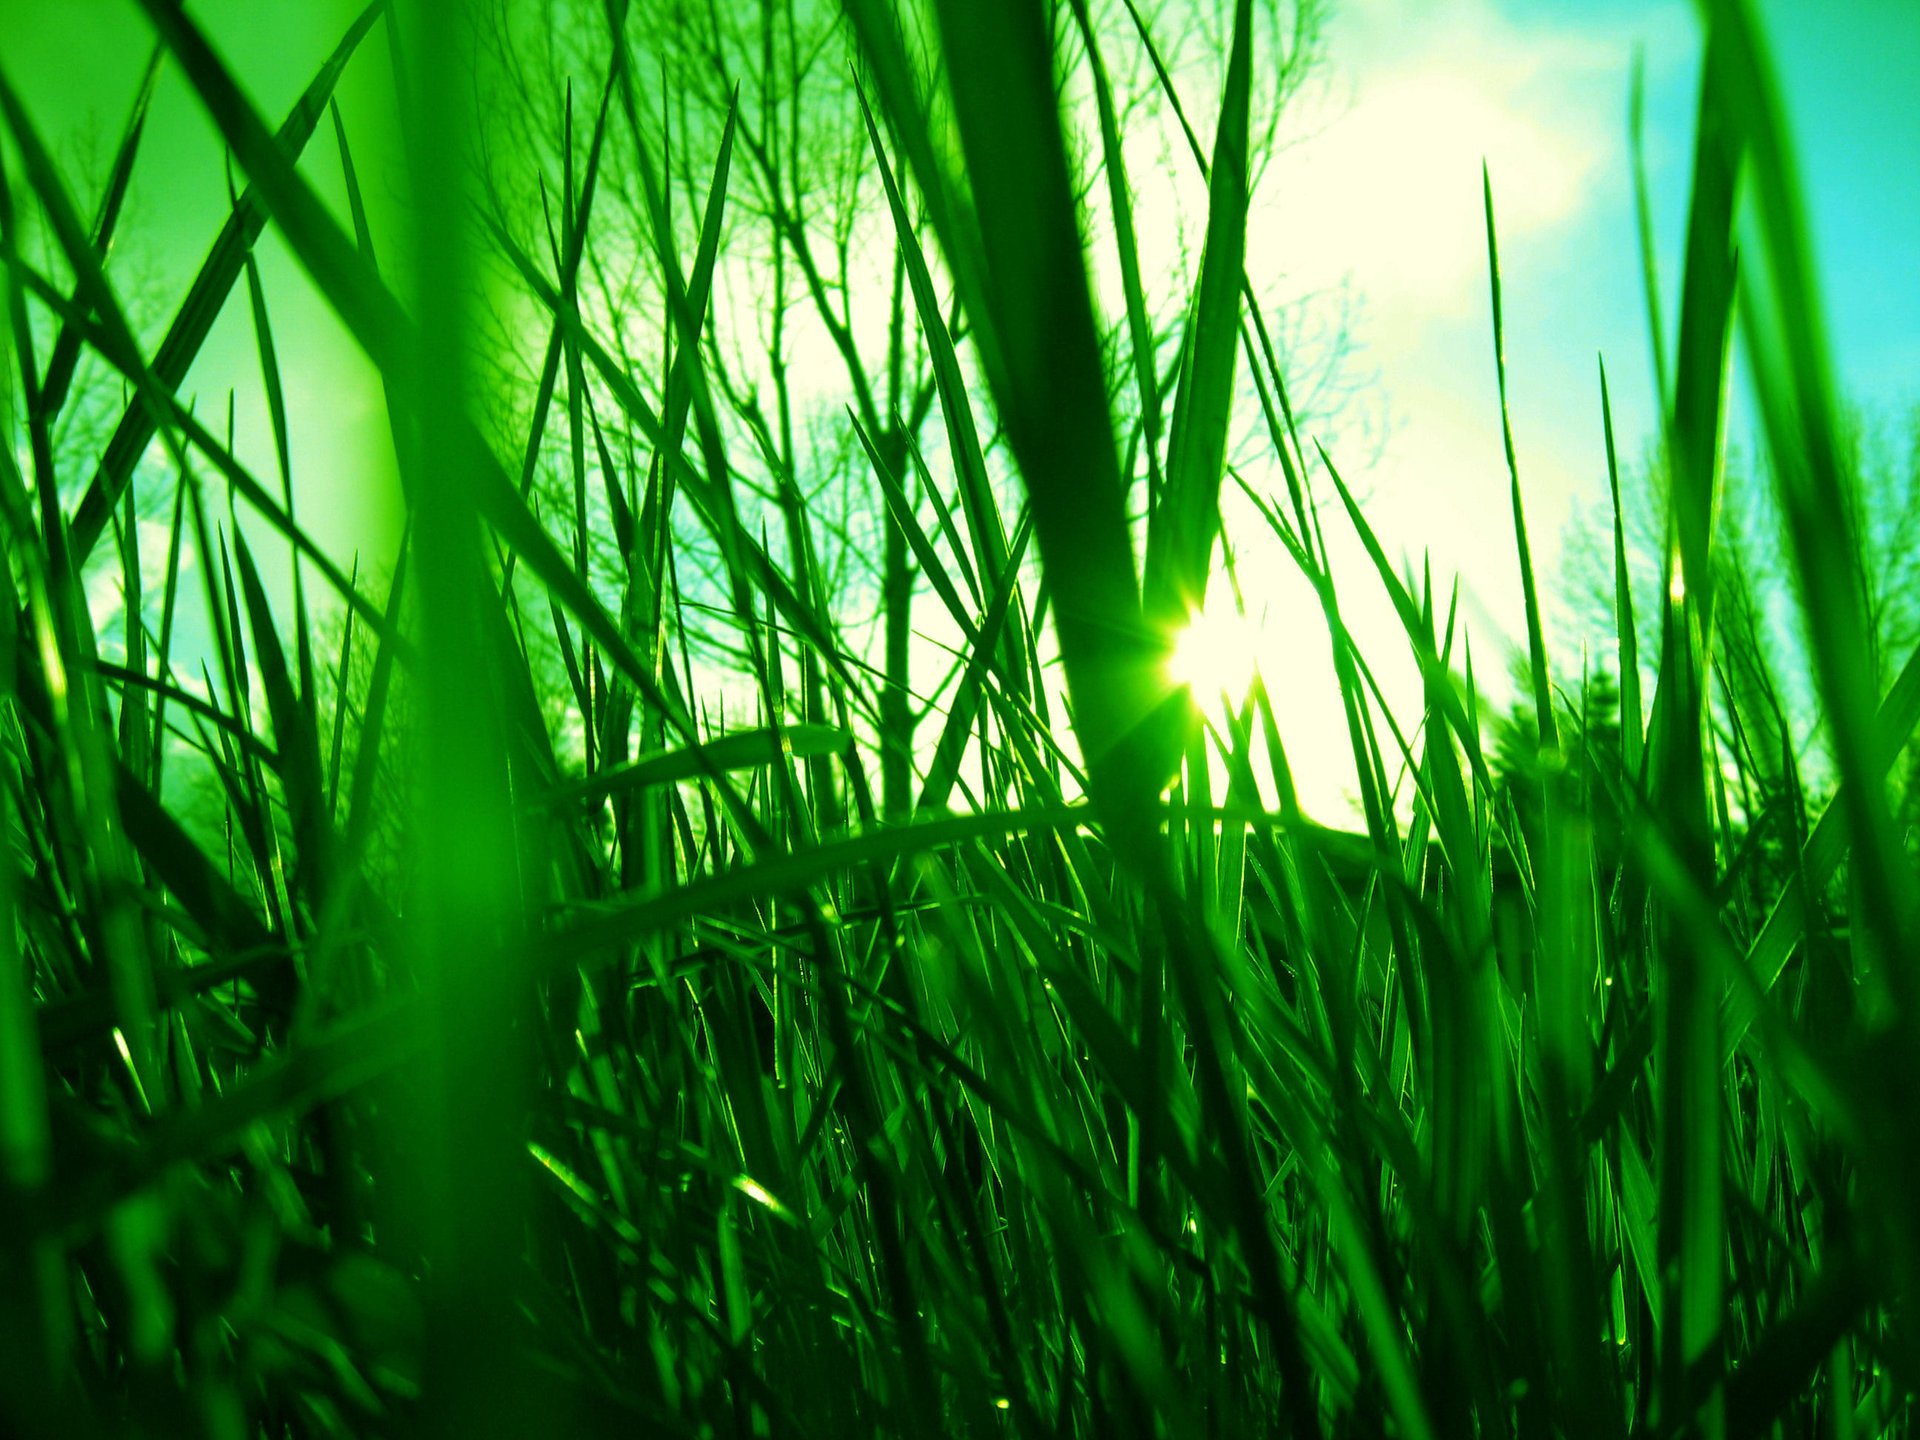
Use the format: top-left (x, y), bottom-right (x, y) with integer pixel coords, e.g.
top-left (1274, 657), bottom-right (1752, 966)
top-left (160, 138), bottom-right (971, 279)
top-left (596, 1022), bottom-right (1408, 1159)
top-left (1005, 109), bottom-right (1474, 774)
top-left (1, 0), bottom-right (1916, 1435)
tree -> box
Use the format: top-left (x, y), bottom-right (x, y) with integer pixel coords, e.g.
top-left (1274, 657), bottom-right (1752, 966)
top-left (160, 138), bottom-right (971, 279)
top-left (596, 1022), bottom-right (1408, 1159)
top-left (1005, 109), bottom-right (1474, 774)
top-left (1561, 398), bottom-right (1920, 774)
top-left (1490, 654), bottom-right (1626, 863)
top-left (467, 0), bottom-right (1337, 819)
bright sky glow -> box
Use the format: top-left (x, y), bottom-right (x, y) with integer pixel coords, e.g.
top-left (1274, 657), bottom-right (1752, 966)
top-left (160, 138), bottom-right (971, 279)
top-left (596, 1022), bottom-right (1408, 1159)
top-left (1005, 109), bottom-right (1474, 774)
top-left (1215, 0), bottom-right (1915, 816)
top-left (1167, 605), bottom-right (1265, 704)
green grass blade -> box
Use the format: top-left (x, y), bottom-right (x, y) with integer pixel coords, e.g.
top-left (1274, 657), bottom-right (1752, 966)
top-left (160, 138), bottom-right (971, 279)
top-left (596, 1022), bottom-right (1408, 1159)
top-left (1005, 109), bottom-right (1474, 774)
top-left (1645, 31), bottom-right (1741, 1435)
top-left (1144, 0), bottom-right (1252, 631)
top-left (1600, 358), bottom-right (1644, 780)
top-left (1482, 166), bottom-right (1557, 753)
top-left (67, 1), bottom-right (386, 563)
top-left (39, 44), bottom-right (161, 422)
top-left (231, 531), bottom-right (330, 900)
top-left (854, 82), bottom-right (1019, 679)
top-left (1066, 0), bottom-right (1165, 504)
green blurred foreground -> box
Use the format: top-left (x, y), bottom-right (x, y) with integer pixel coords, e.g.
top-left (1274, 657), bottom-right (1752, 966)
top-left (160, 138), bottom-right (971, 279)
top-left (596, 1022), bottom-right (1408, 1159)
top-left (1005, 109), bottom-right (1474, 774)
top-left (2, 0), bottom-right (1918, 1435)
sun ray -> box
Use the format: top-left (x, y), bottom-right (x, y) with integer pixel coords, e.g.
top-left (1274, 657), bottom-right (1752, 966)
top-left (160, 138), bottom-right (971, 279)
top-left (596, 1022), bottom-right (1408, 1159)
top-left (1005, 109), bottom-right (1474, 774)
top-left (1167, 605), bottom-right (1265, 708)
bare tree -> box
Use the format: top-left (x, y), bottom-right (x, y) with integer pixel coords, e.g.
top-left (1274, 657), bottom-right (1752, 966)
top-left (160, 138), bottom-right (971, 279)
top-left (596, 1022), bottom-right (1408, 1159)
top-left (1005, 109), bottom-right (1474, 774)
top-left (468, 0), bottom-right (1336, 819)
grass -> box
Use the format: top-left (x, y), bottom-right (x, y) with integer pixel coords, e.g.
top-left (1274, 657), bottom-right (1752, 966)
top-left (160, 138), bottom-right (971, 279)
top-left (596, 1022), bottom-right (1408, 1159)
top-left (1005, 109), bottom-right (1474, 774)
top-left (1, 0), bottom-right (1917, 1435)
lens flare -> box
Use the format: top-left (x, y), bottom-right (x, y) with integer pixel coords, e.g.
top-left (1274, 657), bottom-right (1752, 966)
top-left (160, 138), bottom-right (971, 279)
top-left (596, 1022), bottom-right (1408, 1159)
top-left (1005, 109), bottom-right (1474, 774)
top-left (1167, 607), bottom-right (1264, 704)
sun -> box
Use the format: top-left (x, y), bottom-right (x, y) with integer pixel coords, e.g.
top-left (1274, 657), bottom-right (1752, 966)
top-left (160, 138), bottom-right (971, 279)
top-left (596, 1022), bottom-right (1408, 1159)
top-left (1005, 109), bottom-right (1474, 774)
top-left (1166, 606), bottom-right (1265, 706)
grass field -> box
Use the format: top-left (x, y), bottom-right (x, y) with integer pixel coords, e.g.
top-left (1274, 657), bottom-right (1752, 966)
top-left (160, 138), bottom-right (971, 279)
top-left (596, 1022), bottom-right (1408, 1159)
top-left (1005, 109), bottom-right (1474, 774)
top-left (1, 0), bottom-right (1916, 1435)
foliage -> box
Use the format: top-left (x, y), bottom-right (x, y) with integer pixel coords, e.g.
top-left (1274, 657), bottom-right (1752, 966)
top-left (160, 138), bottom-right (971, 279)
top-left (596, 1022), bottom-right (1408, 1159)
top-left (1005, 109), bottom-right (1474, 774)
top-left (0, 1), bottom-right (1917, 1437)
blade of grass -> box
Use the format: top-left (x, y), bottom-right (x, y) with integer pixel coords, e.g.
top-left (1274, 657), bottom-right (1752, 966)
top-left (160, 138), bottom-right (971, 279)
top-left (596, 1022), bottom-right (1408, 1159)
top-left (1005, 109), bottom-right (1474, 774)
top-left (39, 44), bottom-right (162, 422)
top-left (1646, 30), bottom-right (1741, 1436)
top-left (1143, 0), bottom-right (1252, 633)
top-left (1601, 358), bottom-right (1645, 780)
top-left (1483, 166), bottom-right (1557, 755)
top-left (67, 0), bottom-right (386, 564)
top-left (926, 0), bottom-right (1178, 833)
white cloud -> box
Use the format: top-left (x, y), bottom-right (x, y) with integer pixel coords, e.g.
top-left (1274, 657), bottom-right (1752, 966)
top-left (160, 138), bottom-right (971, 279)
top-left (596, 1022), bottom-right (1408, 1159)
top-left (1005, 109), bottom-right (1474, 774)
top-left (1256, 0), bottom-right (1689, 323)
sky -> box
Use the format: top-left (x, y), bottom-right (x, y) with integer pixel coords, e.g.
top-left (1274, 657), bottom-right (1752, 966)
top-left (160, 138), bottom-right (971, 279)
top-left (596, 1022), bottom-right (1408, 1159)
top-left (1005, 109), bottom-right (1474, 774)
top-left (1198, 0), bottom-right (1920, 814)
top-left (1, 0), bottom-right (1917, 822)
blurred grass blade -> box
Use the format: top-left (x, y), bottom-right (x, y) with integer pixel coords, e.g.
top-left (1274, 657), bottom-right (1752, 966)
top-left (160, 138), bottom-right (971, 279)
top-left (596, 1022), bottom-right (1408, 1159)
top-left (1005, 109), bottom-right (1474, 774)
top-left (1646, 29), bottom-right (1740, 1436)
top-left (922, 0), bottom-right (1173, 837)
